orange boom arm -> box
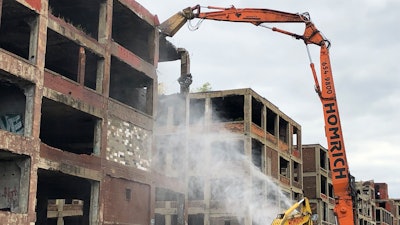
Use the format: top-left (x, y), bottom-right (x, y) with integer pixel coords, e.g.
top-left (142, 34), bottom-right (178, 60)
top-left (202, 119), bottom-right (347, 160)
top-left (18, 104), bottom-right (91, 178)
top-left (159, 5), bottom-right (356, 225)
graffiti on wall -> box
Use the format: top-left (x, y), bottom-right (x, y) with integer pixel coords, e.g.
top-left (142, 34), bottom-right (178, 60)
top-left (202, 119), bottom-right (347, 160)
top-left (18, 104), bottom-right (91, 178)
top-left (0, 114), bottom-right (24, 134)
top-left (0, 162), bottom-right (20, 211)
top-left (1, 186), bottom-right (18, 210)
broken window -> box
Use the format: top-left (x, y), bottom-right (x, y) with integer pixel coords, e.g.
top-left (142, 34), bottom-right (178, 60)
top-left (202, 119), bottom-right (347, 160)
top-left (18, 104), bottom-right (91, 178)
top-left (293, 192), bottom-right (301, 201)
top-left (251, 139), bottom-right (262, 171)
top-left (156, 94), bottom-right (185, 126)
top-left (188, 214), bottom-right (204, 225)
top-left (328, 183), bottom-right (333, 198)
top-left (320, 175), bottom-right (327, 195)
top-left (279, 117), bottom-right (288, 143)
top-left (376, 210), bottom-right (381, 222)
top-left (109, 56), bottom-right (153, 115)
top-left (292, 126), bottom-right (300, 147)
top-left (251, 97), bottom-right (263, 127)
top-left (48, 0), bottom-right (103, 39)
top-left (293, 161), bottom-right (300, 183)
top-left (0, 0), bottom-right (38, 61)
top-left (320, 148), bottom-right (327, 170)
top-left (112, 0), bottom-right (155, 64)
top-left (279, 157), bottom-right (289, 178)
top-left (0, 80), bottom-right (28, 135)
top-left (36, 169), bottom-right (99, 225)
top-left (45, 29), bottom-right (80, 80)
top-left (266, 108), bottom-right (276, 135)
top-left (211, 95), bottom-right (244, 122)
top-left (40, 98), bottom-right (101, 155)
top-left (322, 202), bottom-right (328, 221)
top-left (83, 48), bottom-right (104, 90)
top-left (171, 215), bottom-right (178, 225)
top-left (155, 214), bottom-right (166, 225)
top-left (0, 150), bottom-right (30, 213)
top-left (45, 29), bottom-right (103, 91)
top-left (210, 217), bottom-right (242, 225)
top-left (189, 98), bottom-right (205, 125)
top-left (188, 176), bottom-right (204, 200)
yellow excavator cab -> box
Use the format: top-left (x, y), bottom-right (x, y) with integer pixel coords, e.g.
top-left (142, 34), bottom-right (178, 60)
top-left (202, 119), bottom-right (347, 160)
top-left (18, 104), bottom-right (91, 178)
top-left (271, 198), bottom-right (316, 225)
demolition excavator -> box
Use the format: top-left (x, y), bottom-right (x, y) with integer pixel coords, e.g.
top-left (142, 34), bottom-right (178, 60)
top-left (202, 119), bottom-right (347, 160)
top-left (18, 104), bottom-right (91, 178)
top-left (159, 5), bottom-right (356, 225)
top-left (270, 197), bottom-right (315, 225)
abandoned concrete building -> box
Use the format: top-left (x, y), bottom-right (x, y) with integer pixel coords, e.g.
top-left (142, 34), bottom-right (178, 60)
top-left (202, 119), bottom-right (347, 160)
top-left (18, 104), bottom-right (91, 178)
top-left (355, 180), bottom-right (379, 225)
top-left (1, 1), bottom-right (400, 225)
top-left (155, 88), bottom-right (303, 225)
top-left (0, 0), bottom-right (159, 224)
top-left (303, 145), bottom-right (400, 225)
top-left (302, 144), bottom-right (336, 224)
top-left (372, 182), bottom-right (400, 225)
top-left (155, 90), bottom-right (400, 225)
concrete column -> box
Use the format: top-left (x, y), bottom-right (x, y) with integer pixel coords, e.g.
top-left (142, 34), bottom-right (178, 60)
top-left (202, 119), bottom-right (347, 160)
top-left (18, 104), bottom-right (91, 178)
top-left (77, 47), bottom-right (86, 85)
top-left (243, 94), bottom-right (251, 135)
top-left (177, 193), bottom-right (186, 225)
top-left (99, 0), bottom-right (112, 96)
top-left (178, 48), bottom-right (192, 95)
top-left (28, 16), bottom-right (39, 64)
top-left (56, 199), bottom-right (65, 225)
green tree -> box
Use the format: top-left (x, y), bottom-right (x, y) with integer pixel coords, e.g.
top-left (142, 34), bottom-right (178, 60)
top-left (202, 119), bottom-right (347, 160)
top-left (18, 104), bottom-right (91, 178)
top-left (194, 82), bottom-right (212, 92)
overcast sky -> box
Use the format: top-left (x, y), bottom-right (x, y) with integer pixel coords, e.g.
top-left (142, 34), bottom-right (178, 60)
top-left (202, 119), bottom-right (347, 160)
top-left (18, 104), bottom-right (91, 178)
top-left (140, 0), bottom-right (400, 198)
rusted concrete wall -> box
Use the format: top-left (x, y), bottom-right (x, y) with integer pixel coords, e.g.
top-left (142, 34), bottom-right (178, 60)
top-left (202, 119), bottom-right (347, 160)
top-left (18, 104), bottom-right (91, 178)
top-left (0, 0), bottom-right (159, 224)
top-left (103, 176), bottom-right (151, 224)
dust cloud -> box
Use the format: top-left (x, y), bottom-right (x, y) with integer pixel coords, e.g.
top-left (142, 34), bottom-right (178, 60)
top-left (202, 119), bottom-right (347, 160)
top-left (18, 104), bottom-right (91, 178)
top-left (154, 94), bottom-right (293, 225)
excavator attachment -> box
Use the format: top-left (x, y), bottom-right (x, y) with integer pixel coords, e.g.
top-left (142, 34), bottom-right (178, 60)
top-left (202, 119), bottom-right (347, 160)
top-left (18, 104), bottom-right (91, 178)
top-left (159, 7), bottom-right (194, 37)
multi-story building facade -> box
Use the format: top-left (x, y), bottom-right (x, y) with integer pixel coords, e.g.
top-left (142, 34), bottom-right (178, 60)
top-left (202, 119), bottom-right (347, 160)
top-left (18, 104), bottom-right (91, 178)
top-left (155, 88), bottom-right (303, 225)
top-left (374, 182), bottom-right (398, 225)
top-left (355, 180), bottom-right (376, 225)
top-left (302, 144), bottom-right (336, 225)
top-left (0, 0), bottom-right (161, 224)
top-left (1, 1), bottom-right (398, 225)
top-left (389, 199), bottom-right (400, 225)
top-left (303, 145), bottom-right (399, 225)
